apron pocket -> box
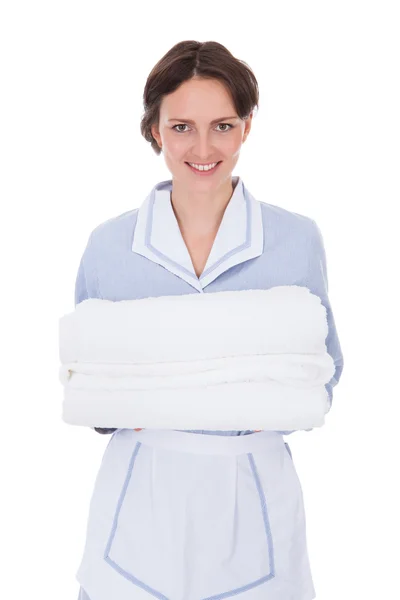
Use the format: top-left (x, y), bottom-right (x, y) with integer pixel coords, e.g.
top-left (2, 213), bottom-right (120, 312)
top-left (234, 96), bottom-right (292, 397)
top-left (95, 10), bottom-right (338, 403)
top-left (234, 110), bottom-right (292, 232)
top-left (104, 442), bottom-right (276, 599)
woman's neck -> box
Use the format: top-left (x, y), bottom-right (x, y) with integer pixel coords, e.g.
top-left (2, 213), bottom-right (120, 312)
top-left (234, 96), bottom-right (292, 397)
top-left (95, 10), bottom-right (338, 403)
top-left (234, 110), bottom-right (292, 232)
top-left (170, 177), bottom-right (236, 237)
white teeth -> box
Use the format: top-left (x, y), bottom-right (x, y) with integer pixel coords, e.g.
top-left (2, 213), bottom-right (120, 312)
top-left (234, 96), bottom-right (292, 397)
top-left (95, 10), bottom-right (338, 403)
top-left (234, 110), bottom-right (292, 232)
top-left (188, 162), bottom-right (218, 171)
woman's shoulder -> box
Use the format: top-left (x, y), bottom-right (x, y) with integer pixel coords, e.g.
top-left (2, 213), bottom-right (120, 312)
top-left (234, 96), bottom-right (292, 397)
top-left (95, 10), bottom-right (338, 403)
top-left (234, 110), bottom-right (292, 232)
top-left (92, 207), bottom-right (139, 236)
top-left (258, 199), bottom-right (317, 236)
top-left (86, 207), bottom-right (139, 251)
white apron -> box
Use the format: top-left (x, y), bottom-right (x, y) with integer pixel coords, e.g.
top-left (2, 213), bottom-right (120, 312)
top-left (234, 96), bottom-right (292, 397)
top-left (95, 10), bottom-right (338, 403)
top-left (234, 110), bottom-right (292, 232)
top-left (76, 428), bottom-right (316, 600)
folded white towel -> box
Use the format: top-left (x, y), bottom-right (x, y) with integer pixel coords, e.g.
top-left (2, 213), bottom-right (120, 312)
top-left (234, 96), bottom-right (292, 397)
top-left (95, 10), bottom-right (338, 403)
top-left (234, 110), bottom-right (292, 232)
top-left (59, 285), bottom-right (335, 430)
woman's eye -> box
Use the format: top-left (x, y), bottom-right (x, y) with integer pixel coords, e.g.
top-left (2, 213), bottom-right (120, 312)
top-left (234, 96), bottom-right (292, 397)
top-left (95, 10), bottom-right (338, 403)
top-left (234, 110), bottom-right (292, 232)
top-left (216, 123), bottom-right (233, 132)
top-left (173, 124), bottom-right (189, 133)
top-left (172, 123), bottom-right (233, 133)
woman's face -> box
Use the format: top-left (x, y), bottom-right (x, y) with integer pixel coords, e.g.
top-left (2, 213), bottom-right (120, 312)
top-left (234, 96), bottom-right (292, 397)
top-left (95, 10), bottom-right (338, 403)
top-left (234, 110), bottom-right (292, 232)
top-left (151, 77), bottom-right (252, 188)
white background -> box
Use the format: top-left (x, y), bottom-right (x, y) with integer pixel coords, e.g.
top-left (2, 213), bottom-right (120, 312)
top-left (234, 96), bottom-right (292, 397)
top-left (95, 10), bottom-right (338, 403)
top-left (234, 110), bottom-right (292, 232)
top-left (1, 1), bottom-right (399, 599)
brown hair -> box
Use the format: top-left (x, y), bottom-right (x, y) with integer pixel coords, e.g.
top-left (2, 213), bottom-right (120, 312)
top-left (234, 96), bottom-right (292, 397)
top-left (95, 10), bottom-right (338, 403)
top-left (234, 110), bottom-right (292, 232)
top-left (140, 41), bottom-right (260, 156)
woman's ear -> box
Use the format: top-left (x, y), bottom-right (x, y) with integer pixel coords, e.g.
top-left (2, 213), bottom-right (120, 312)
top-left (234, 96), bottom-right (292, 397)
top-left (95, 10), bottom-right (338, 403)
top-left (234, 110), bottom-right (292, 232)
top-left (243, 112), bottom-right (253, 143)
top-left (151, 124), bottom-right (162, 150)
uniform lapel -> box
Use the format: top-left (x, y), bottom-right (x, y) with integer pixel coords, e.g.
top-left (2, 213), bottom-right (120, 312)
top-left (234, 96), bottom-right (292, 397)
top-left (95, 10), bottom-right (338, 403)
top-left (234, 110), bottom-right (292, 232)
top-left (132, 176), bottom-right (264, 292)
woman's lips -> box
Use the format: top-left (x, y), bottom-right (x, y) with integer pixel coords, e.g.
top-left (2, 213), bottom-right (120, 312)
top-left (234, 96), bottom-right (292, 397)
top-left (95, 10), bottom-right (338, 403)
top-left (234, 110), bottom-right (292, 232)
top-left (185, 161), bottom-right (222, 175)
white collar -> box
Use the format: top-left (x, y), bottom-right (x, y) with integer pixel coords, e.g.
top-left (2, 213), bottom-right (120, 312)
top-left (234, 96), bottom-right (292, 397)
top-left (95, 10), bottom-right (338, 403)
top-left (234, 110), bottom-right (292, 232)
top-left (132, 176), bottom-right (264, 292)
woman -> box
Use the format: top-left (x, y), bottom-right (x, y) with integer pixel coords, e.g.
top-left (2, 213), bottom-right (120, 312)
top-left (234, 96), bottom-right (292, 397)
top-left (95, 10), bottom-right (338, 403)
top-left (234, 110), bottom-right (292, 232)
top-left (73, 40), bottom-right (344, 600)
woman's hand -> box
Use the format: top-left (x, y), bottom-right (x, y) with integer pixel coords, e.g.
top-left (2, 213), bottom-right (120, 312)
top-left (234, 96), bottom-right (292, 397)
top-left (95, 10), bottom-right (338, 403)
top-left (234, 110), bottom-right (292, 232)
top-left (93, 427), bottom-right (144, 434)
top-left (94, 427), bottom-right (117, 434)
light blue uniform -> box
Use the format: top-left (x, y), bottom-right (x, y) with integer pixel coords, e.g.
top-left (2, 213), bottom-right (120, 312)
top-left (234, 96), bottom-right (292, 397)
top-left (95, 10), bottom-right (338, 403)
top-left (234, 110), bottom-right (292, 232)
top-left (75, 175), bottom-right (343, 599)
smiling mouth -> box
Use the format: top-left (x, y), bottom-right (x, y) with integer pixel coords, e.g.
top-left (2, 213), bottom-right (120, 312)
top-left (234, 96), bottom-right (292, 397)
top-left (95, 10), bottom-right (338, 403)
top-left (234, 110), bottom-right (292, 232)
top-left (185, 161), bottom-right (222, 173)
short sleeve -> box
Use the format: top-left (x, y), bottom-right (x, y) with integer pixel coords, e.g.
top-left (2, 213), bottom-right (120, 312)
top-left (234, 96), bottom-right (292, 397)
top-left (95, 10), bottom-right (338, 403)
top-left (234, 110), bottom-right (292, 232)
top-left (74, 231), bottom-right (103, 306)
top-left (277, 219), bottom-right (344, 437)
top-left (308, 219), bottom-right (344, 409)
top-left (74, 253), bottom-right (89, 306)
top-left (74, 233), bottom-right (117, 435)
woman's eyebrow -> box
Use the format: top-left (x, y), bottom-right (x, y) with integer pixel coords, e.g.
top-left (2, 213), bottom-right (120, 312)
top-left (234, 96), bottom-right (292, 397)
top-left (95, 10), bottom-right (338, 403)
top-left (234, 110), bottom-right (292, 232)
top-left (167, 116), bottom-right (237, 124)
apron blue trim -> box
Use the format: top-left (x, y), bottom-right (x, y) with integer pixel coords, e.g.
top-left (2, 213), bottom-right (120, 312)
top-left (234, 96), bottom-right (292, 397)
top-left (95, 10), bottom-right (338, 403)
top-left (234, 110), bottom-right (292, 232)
top-left (102, 442), bottom-right (277, 599)
top-left (284, 442), bottom-right (293, 459)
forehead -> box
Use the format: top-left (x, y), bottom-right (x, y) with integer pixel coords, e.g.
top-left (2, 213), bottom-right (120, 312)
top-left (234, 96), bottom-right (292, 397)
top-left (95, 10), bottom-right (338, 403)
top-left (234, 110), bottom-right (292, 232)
top-left (160, 78), bottom-right (237, 121)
